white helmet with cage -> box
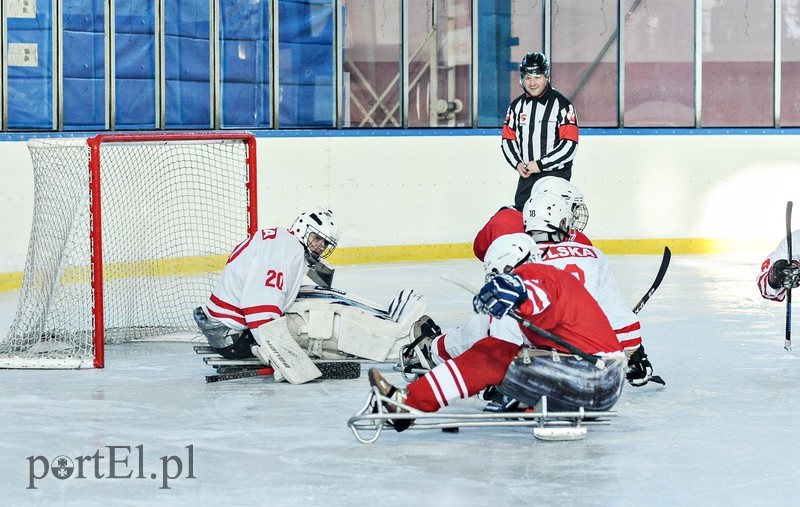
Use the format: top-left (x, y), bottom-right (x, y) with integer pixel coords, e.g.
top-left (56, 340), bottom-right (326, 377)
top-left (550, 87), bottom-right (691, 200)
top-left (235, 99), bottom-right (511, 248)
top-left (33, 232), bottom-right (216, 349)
top-left (483, 233), bottom-right (542, 282)
top-left (523, 193), bottom-right (574, 244)
top-left (530, 176), bottom-right (589, 232)
top-left (290, 207), bottom-right (340, 259)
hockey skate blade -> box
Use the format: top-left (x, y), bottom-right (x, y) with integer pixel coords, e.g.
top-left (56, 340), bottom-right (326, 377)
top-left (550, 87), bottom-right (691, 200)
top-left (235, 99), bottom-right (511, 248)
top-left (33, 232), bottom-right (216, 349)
top-left (533, 426), bottom-right (588, 441)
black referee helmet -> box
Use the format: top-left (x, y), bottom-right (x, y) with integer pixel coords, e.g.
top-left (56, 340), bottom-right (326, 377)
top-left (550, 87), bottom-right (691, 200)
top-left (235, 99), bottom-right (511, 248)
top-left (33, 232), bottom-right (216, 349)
top-left (519, 52), bottom-right (550, 80)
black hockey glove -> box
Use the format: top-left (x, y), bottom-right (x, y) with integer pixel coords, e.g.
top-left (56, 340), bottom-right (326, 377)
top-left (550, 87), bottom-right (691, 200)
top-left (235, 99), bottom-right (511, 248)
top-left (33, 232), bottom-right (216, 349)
top-left (768, 259), bottom-right (800, 289)
top-left (626, 346), bottom-right (665, 387)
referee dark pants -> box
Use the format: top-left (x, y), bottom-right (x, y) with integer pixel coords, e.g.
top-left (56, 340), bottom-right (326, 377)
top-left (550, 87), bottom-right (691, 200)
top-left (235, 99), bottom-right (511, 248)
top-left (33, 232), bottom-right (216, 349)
top-left (513, 168), bottom-right (572, 211)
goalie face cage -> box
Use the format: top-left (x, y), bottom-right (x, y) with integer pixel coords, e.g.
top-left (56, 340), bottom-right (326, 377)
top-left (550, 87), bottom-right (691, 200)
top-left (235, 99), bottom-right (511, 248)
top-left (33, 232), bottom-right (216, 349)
top-left (0, 132), bottom-right (257, 369)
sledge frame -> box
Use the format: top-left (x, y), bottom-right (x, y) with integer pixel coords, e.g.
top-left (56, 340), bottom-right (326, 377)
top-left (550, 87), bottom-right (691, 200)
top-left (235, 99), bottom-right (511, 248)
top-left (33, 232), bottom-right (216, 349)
top-left (347, 386), bottom-right (616, 444)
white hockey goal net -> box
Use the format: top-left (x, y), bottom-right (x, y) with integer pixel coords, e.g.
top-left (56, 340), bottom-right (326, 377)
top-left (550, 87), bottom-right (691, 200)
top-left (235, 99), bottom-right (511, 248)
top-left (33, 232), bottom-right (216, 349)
top-left (0, 132), bottom-right (257, 369)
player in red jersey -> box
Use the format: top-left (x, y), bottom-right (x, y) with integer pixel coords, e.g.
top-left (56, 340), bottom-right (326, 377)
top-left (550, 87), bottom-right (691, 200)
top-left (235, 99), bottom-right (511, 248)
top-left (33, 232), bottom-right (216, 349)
top-left (473, 176), bottom-right (590, 262)
top-left (371, 234), bottom-right (626, 430)
top-left (410, 182), bottom-right (660, 388)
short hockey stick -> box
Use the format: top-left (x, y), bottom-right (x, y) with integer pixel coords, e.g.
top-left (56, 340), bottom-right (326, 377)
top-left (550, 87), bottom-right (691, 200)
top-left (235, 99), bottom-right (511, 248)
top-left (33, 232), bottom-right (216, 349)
top-left (206, 367), bottom-right (275, 383)
top-left (632, 246), bottom-right (671, 315)
top-left (440, 274), bottom-right (607, 370)
top-left (205, 361), bottom-right (362, 383)
top-left (786, 201), bottom-right (793, 351)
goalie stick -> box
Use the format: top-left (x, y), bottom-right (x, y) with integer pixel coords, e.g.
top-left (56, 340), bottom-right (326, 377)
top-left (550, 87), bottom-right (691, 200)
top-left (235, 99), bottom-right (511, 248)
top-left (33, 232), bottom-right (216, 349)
top-left (440, 274), bottom-right (607, 370)
top-left (205, 361), bottom-right (362, 383)
top-left (206, 367), bottom-right (275, 383)
top-left (632, 246), bottom-right (671, 315)
top-left (786, 201), bottom-right (793, 351)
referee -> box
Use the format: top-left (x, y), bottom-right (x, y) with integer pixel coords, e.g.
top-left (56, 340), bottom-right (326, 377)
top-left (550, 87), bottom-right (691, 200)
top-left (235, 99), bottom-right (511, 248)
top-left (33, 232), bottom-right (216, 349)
top-left (501, 52), bottom-right (580, 211)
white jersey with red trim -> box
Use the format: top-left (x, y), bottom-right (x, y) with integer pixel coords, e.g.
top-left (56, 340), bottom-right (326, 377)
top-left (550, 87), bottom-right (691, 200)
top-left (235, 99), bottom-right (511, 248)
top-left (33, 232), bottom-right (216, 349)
top-left (757, 229), bottom-right (800, 301)
top-left (539, 241), bottom-right (643, 352)
top-left (205, 227), bottom-right (307, 331)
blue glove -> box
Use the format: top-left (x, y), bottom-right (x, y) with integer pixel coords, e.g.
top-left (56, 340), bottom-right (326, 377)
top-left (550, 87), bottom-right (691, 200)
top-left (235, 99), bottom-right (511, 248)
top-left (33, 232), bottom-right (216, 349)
top-left (473, 274), bottom-right (528, 318)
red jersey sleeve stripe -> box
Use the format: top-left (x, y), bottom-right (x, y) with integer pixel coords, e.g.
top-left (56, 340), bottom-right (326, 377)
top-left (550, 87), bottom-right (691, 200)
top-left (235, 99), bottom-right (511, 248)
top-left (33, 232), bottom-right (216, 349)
top-left (209, 294), bottom-right (243, 314)
top-left (243, 305), bottom-right (283, 317)
top-left (206, 307), bottom-right (246, 326)
top-left (227, 235), bottom-right (254, 264)
top-left (502, 124), bottom-right (518, 140)
top-left (558, 124), bottom-right (579, 143)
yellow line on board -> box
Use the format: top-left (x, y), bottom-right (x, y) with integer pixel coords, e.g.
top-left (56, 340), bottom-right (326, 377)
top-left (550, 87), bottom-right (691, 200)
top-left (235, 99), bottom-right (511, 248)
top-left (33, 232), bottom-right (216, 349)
top-left (0, 238), bottom-right (770, 292)
top-left (327, 238), bottom-right (772, 262)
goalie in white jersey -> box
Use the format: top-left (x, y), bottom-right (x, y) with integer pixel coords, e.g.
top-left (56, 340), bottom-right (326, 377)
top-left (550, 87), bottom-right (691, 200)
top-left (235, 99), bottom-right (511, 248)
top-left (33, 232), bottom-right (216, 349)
top-left (194, 207), bottom-right (427, 370)
top-left (194, 207), bottom-right (341, 359)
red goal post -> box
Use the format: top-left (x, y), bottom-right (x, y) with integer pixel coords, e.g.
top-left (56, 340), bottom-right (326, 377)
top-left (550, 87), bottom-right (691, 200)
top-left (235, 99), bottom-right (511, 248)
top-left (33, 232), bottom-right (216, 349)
top-left (0, 132), bottom-right (258, 369)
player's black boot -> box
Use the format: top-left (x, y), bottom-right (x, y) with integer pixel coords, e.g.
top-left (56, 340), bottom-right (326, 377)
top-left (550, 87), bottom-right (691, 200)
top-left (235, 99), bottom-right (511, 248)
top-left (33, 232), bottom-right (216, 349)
top-left (399, 315), bottom-right (441, 377)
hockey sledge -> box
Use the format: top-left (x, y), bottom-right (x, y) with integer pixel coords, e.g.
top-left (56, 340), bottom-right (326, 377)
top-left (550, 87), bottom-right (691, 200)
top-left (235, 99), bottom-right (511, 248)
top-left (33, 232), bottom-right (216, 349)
top-left (392, 361), bottom-right (430, 381)
top-left (347, 386), bottom-right (615, 444)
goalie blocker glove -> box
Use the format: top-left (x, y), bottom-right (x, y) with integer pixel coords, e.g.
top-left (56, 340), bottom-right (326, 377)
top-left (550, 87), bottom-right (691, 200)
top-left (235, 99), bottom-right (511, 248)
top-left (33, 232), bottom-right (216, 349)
top-left (768, 259), bottom-right (800, 289)
top-left (626, 345), bottom-right (665, 387)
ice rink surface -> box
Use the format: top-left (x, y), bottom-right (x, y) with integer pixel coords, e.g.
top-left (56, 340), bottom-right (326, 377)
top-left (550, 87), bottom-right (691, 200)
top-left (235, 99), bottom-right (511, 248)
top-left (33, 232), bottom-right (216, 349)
top-left (2, 253), bottom-right (800, 506)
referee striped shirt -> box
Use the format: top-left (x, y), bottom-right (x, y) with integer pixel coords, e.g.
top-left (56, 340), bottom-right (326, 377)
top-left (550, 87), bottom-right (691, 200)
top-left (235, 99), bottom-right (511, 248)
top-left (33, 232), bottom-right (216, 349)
top-left (501, 84), bottom-right (579, 172)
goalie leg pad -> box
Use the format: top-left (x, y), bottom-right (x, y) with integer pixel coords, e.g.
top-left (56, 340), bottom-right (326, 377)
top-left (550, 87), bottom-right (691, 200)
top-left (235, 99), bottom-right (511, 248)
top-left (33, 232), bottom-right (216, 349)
top-left (287, 289), bottom-right (428, 362)
top-left (254, 317), bottom-right (322, 384)
top-left (498, 356), bottom-right (626, 411)
top-left (387, 290), bottom-right (427, 331)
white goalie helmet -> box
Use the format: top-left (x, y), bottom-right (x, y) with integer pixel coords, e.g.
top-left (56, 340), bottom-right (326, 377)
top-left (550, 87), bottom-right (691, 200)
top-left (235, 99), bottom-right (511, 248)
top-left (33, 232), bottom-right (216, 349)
top-left (290, 207), bottom-right (340, 259)
top-left (523, 192), bottom-right (575, 244)
top-left (483, 233), bottom-right (542, 281)
top-left (530, 176), bottom-right (589, 232)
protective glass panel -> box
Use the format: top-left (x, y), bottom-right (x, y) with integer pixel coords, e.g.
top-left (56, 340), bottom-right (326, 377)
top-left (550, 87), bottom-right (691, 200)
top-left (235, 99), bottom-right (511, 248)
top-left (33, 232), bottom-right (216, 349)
top-left (701, 0), bottom-right (774, 127)
top-left (220, 0), bottom-right (271, 128)
top-left (165, 0), bottom-right (211, 128)
top-left (115, 0), bottom-right (158, 129)
top-left (781, 1), bottom-right (800, 126)
top-left (406, 0), bottom-right (472, 128)
top-left (343, 0), bottom-right (401, 128)
top-left (551, 0), bottom-right (619, 127)
top-left (623, 0), bottom-right (694, 127)
top-left (62, 0), bottom-right (106, 130)
top-left (5, 0), bottom-right (54, 129)
top-left (278, 0), bottom-right (335, 128)
top-left (477, 0), bottom-right (543, 127)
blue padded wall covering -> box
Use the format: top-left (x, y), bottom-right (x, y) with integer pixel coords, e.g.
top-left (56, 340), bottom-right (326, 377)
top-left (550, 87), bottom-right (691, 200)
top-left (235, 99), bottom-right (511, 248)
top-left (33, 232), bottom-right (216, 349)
top-left (278, 0), bottom-right (334, 127)
top-left (115, 0), bottom-right (157, 128)
top-left (5, 9), bottom-right (54, 129)
top-left (62, 0), bottom-right (105, 129)
top-left (220, 0), bottom-right (271, 128)
top-left (164, 0), bottom-right (210, 128)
